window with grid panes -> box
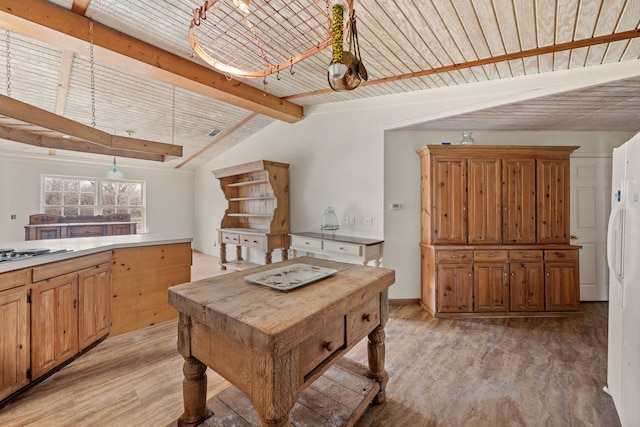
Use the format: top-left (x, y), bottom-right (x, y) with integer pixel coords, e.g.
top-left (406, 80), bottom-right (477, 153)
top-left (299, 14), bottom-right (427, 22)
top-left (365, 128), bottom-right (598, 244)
top-left (42, 175), bottom-right (146, 232)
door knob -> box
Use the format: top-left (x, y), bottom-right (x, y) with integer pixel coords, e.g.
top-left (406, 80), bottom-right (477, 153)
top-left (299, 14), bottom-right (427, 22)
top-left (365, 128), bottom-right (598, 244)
top-left (570, 234), bottom-right (578, 240)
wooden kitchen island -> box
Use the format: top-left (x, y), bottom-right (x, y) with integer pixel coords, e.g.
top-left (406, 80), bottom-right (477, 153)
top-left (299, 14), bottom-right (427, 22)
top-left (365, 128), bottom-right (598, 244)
top-left (168, 257), bottom-right (395, 427)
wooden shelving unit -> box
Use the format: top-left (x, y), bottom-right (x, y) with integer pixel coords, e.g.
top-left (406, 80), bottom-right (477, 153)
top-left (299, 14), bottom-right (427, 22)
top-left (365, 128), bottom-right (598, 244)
top-left (212, 160), bottom-right (290, 270)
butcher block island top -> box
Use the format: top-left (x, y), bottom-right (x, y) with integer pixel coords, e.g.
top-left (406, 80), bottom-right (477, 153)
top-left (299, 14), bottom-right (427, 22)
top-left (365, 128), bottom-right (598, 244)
top-left (168, 257), bottom-right (395, 427)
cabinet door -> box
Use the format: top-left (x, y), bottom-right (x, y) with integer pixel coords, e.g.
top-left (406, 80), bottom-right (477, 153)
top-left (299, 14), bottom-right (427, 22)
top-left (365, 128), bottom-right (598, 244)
top-left (79, 264), bottom-right (112, 350)
top-left (545, 263), bottom-right (580, 311)
top-left (437, 264), bottom-right (473, 312)
top-left (0, 287), bottom-right (30, 401)
top-left (509, 262), bottom-right (545, 311)
top-left (502, 159), bottom-right (536, 244)
top-left (537, 159), bottom-right (570, 243)
top-left (31, 274), bottom-right (79, 379)
top-left (474, 263), bottom-right (509, 312)
top-left (431, 158), bottom-right (467, 244)
top-left (35, 226), bottom-right (60, 240)
top-left (468, 159), bottom-right (502, 244)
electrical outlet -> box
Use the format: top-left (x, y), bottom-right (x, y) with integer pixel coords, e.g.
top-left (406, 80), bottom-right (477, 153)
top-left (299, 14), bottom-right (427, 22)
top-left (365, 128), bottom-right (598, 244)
top-left (10, 214), bottom-right (16, 220)
top-left (350, 216), bottom-right (355, 225)
top-left (344, 216), bottom-right (350, 224)
top-left (365, 217), bottom-right (373, 225)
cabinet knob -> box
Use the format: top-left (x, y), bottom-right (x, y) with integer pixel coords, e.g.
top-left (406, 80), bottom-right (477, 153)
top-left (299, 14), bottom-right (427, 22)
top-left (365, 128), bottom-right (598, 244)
top-left (323, 340), bottom-right (334, 352)
top-left (362, 313), bottom-right (371, 322)
top-left (570, 234), bottom-right (578, 240)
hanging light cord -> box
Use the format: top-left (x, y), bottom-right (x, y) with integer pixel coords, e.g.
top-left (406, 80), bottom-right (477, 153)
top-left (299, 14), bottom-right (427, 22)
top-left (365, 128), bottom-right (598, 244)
top-left (89, 21), bottom-right (96, 128)
top-left (171, 86), bottom-right (176, 145)
top-left (5, 30), bottom-right (11, 97)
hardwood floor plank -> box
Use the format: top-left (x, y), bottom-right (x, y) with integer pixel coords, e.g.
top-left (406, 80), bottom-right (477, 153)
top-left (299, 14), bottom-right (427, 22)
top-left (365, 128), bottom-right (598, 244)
top-left (0, 253), bottom-right (621, 426)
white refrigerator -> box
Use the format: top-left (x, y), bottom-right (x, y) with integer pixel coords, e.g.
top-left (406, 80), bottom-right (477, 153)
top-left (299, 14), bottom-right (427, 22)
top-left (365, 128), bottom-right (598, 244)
top-left (607, 132), bottom-right (640, 426)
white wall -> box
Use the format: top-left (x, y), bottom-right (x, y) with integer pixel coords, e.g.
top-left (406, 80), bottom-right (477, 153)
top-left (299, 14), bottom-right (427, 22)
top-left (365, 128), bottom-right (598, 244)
top-left (193, 60), bottom-right (640, 300)
top-left (0, 153), bottom-right (195, 242)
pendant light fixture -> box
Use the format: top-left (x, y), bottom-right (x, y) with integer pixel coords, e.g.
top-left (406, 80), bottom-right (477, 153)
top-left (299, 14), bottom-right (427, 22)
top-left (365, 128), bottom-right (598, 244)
top-left (105, 130), bottom-right (131, 179)
top-left (105, 157), bottom-right (124, 179)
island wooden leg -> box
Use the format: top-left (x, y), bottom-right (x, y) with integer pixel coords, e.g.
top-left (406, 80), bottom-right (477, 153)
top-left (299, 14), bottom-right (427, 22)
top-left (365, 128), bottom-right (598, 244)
top-left (281, 247), bottom-right (289, 261)
top-left (251, 351), bottom-right (298, 427)
top-left (219, 242), bottom-right (227, 270)
top-left (178, 356), bottom-right (211, 427)
top-left (368, 290), bottom-right (389, 404)
top-left (236, 245), bottom-right (243, 261)
top-left (265, 250), bottom-right (273, 264)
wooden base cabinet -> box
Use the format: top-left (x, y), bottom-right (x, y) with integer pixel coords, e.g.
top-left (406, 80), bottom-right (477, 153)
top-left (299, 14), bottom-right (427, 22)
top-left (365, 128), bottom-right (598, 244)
top-left (0, 270), bottom-right (30, 401)
top-left (473, 250), bottom-right (509, 312)
top-left (422, 246), bottom-right (579, 316)
top-left (111, 243), bottom-right (191, 335)
top-left (79, 264), bottom-right (111, 349)
top-left (30, 252), bottom-right (113, 380)
top-left (31, 273), bottom-right (79, 379)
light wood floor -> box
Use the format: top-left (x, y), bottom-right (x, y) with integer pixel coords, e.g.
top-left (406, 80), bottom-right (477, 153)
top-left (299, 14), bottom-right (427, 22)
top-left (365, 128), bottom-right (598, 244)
top-left (0, 252), bottom-right (620, 426)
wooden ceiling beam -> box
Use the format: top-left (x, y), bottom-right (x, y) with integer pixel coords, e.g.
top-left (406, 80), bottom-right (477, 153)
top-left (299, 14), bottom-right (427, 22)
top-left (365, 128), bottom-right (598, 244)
top-left (0, 0), bottom-right (304, 124)
top-left (0, 94), bottom-right (182, 159)
top-left (0, 125), bottom-right (165, 161)
top-left (285, 29), bottom-right (640, 100)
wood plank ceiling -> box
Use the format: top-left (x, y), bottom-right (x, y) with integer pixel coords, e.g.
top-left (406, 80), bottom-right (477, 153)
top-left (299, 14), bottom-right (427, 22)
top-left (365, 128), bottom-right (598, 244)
top-left (0, 0), bottom-right (638, 170)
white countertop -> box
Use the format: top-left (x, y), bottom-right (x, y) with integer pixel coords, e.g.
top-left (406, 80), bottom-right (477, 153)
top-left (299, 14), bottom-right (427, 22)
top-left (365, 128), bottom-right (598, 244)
top-left (0, 233), bottom-right (192, 273)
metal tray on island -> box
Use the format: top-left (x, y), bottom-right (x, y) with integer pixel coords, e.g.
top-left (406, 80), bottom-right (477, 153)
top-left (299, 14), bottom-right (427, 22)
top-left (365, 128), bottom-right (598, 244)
top-left (244, 263), bottom-right (337, 291)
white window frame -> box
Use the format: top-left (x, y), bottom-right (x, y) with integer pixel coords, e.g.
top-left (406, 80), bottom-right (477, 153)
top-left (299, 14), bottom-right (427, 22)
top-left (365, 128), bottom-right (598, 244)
top-left (40, 174), bottom-right (147, 232)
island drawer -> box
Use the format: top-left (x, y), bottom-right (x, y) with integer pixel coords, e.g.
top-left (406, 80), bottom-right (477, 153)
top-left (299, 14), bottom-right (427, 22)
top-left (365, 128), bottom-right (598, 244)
top-left (347, 295), bottom-right (380, 345)
top-left (0, 268), bottom-right (29, 292)
top-left (32, 251), bottom-right (112, 282)
top-left (300, 316), bottom-right (345, 377)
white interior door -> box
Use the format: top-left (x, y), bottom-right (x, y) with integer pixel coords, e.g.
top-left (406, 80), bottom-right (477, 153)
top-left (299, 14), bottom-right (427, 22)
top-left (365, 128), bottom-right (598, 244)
top-left (570, 156), bottom-right (612, 301)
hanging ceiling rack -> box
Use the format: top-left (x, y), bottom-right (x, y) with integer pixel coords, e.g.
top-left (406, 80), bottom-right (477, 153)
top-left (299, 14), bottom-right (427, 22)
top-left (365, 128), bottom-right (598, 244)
top-left (188, 0), bottom-right (353, 78)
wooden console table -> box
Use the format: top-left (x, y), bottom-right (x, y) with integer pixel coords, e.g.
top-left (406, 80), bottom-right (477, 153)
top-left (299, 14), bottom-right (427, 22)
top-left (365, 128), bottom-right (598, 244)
top-left (24, 213), bottom-right (136, 240)
top-left (290, 232), bottom-right (384, 266)
top-left (168, 257), bottom-right (395, 427)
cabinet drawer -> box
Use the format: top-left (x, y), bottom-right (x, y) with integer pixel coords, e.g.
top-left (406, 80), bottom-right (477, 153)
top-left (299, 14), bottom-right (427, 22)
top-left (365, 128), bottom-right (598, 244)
top-left (545, 250), bottom-right (578, 261)
top-left (220, 231), bottom-right (240, 245)
top-left (436, 250), bottom-right (473, 263)
top-left (300, 316), bottom-right (345, 376)
top-left (474, 250), bottom-right (508, 262)
top-left (509, 250), bottom-right (543, 262)
top-left (112, 224), bottom-right (133, 235)
top-left (0, 269), bottom-right (28, 292)
top-left (291, 235), bottom-right (323, 250)
top-left (239, 233), bottom-right (266, 249)
top-left (347, 295), bottom-right (380, 345)
top-left (69, 225), bottom-right (104, 237)
top-left (324, 240), bottom-right (362, 257)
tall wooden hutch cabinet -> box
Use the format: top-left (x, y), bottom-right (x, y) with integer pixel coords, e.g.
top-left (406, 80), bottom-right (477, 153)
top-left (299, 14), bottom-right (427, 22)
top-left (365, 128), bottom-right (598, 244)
top-left (213, 160), bottom-right (290, 270)
top-left (418, 145), bottom-right (580, 317)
